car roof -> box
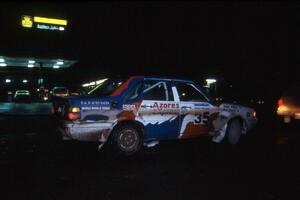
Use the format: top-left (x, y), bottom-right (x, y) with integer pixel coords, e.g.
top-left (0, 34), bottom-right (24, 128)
top-left (132, 76), bottom-right (195, 83)
top-left (16, 90), bottom-right (29, 92)
top-left (16, 93), bottom-right (30, 95)
top-left (91, 76), bottom-right (195, 83)
top-left (15, 92), bottom-right (30, 95)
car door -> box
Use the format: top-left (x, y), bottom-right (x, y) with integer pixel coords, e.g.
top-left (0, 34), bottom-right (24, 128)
top-left (175, 81), bottom-right (216, 139)
top-left (137, 79), bottom-right (180, 141)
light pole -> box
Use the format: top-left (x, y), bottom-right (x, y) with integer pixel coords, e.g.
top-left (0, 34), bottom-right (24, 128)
top-left (206, 78), bottom-right (217, 97)
top-left (38, 62), bottom-right (44, 88)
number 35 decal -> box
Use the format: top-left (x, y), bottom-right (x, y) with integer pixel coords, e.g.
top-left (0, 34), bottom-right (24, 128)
top-left (194, 112), bottom-right (210, 124)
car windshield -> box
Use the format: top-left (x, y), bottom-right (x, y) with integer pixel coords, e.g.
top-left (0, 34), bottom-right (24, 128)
top-left (88, 78), bottom-right (127, 97)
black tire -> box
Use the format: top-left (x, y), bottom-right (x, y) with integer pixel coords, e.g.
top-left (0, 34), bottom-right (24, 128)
top-left (111, 125), bottom-right (143, 156)
top-left (226, 119), bottom-right (242, 145)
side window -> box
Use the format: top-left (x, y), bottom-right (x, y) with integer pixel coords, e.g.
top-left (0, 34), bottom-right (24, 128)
top-left (125, 81), bottom-right (143, 100)
top-left (143, 80), bottom-right (167, 101)
top-left (176, 82), bottom-right (208, 102)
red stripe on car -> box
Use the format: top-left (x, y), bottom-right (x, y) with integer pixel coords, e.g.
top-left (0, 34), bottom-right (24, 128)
top-left (110, 76), bottom-right (143, 96)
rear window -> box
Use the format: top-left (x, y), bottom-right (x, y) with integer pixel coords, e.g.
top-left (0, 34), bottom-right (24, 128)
top-left (88, 78), bottom-right (127, 97)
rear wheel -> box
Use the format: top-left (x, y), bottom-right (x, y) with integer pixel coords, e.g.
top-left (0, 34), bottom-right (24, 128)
top-left (226, 119), bottom-right (242, 145)
top-left (111, 125), bottom-right (143, 156)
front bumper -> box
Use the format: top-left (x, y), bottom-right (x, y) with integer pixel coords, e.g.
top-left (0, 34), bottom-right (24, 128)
top-left (277, 110), bottom-right (300, 120)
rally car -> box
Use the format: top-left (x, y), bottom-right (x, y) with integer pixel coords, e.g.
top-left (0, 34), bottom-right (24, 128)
top-left (53, 76), bottom-right (257, 155)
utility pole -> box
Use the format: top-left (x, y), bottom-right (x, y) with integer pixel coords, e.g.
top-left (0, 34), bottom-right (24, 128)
top-left (38, 62), bottom-right (44, 88)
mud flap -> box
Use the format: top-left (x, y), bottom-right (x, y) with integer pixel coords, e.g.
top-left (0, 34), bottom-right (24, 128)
top-left (98, 143), bottom-right (105, 150)
top-left (144, 140), bottom-right (159, 148)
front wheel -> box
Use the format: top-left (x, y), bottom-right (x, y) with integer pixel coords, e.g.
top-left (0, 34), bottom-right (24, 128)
top-left (111, 125), bottom-right (143, 156)
top-left (226, 119), bottom-right (242, 145)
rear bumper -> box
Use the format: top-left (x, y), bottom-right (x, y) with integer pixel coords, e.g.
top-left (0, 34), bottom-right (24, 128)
top-left (58, 120), bottom-right (113, 142)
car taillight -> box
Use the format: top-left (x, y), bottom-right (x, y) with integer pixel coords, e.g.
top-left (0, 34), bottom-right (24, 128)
top-left (68, 113), bottom-right (80, 120)
top-left (278, 98), bottom-right (283, 107)
top-left (68, 107), bottom-right (80, 120)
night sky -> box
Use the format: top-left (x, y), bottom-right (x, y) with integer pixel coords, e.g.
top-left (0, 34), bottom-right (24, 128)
top-left (0, 2), bottom-right (294, 98)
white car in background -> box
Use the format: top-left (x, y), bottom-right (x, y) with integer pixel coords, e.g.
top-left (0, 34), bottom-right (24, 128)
top-left (14, 90), bottom-right (31, 102)
top-left (50, 87), bottom-right (69, 97)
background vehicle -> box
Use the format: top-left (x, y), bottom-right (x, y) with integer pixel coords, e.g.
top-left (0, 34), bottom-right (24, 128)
top-left (277, 86), bottom-right (300, 123)
top-left (53, 76), bottom-right (257, 155)
top-left (50, 87), bottom-right (69, 98)
top-left (14, 90), bottom-right (31, 103)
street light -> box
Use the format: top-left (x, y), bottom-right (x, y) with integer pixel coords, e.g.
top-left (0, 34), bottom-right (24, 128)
top-left (5, 79), bottom-right (11, 83)
top-left (205, 78), bottom-right (217, 97)
top-left (206, 78), bottom-right (217, 85)
top-left (57, 61), bottom-right (64, 65)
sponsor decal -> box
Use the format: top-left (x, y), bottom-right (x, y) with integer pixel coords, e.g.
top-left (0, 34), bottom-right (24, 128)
top-left (80, 101), bottom-right (110, 111)
top-left (221, 104), bottom-right (240, 112)
top-left (81, 106), bottom-right (110, 111)
top-left (118, 102), bottom-right (142, 121)
top-left (80, 101), bottom-right (110, 106)
top-left (194, 103), bottom-right (210, 107)
top-left (123, 104), bottom-right (138, 111)
top-left (151, 102), bottom-right (180, 110)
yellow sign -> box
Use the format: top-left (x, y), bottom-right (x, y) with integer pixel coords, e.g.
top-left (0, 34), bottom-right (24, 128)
top-left (21, 15), bottom-right (33, 28)
top-left (34, 16), bottom-right (67, 26)
top-left (21, 15), bottom-right (67, 31)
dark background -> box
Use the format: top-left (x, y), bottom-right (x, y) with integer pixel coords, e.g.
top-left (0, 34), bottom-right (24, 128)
top-left (0, 2), bottom-right (295, 102)
top-left (0, 3), bottom-right (299, 200)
